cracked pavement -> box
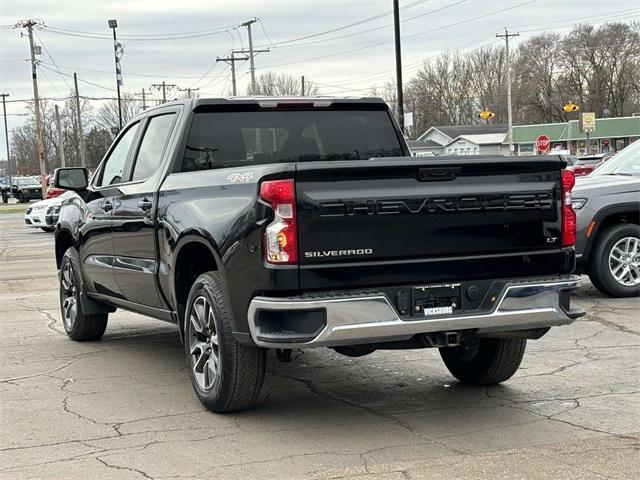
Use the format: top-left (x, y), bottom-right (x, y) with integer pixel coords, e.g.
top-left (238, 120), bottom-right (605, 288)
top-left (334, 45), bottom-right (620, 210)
top-left (0, 212), bottom-right (638, 479)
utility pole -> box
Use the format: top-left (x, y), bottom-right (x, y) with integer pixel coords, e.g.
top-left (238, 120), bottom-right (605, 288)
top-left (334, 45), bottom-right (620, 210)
top-left (178, 87), bottom-right (200, 99)
top-left (17, 19), bottom-right (47, 196)
top-left (73, 72), bottom-right (86, 167)
top-left (392, 0), bottom-right (404, 133)
top-left (242, 18), bottom-right (257, 92)
top-left (108, 19), bottom-right (123, 130)
top-left (217, 52), bottom-right (249, 96)
top-left (151, 81), bottom-right (177, 103)
top-left (240, 18), bottom-right (269, 94)
top-left (136, 88), bottom-right (148, 110)
top-left (54, 104), bottom-right (65, 168)
top-left (497, 28), bottom-right (519, 155)
top-left (1, 93), bottom-right (12, 186)
top-left (301, 75), bottom-right (305, 96)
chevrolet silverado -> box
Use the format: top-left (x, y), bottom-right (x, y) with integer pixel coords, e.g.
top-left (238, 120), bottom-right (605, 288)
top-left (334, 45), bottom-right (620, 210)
top-left (52, 97), bottom-right (584, 413)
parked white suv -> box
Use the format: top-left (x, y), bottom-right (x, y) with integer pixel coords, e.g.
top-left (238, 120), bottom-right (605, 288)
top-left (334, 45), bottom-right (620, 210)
top-left (24, 197), bottom-right (64, 232)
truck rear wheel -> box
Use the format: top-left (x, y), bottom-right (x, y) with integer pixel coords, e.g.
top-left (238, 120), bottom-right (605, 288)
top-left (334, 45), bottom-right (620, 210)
top-left (184, 272), bottom-right (266, 413)
top-left (439, 337), bottom-right (526, 385)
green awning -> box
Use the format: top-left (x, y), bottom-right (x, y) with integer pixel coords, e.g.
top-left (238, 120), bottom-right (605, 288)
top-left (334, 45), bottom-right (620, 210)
top-left (511, 123), bottom-right (568, 143)
top-left (511, 116), bottom-right (640, 144)
top-left (564, 117), bottom-right (640, 140)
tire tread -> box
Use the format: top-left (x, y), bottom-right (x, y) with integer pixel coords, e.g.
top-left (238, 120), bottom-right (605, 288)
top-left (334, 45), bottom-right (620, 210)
top-left (440, 338), bottom-right (526, 385)
top-left (589, 223), bottom-right (640, 298)
top-left (187, 272), bottom-right (265, 413)
top-left (61, 247), bottom-right (108, 341)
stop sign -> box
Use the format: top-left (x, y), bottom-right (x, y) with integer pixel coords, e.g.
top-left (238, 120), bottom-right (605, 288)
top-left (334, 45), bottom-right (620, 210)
top-left (536, 135), bottom-right (551, 153)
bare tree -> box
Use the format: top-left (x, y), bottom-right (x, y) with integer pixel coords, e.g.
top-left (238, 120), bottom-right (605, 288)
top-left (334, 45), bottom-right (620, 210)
top-left (247, 71), bottom-right (319, 96)
top-left (402, 21), bottom-right (640, 135)
top-left (513, 33), bottom-right (565, 123)
top-left (558, 22), bottom-right (640, 117)
top-left (96, 94), bottom-right (140, 135)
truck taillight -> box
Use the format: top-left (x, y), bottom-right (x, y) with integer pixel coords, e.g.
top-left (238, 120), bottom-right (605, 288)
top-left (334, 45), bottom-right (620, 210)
top-left (561, 169), bottom-right (576, 247)
top-left (260, 179), bottom-right (298, 264)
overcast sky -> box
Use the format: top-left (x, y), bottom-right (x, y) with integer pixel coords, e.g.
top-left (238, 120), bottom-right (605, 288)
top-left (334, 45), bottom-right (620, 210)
top-left (1, 0), bottom-right (638, 158)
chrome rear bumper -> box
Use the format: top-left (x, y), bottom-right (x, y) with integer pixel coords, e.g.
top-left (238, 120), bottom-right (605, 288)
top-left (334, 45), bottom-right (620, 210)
top-left (247, 276), bottom-right (584, 349)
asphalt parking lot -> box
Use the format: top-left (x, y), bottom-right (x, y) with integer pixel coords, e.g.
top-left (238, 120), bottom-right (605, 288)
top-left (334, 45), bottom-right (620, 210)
top-left (1, 208), bottom-right (639, 480)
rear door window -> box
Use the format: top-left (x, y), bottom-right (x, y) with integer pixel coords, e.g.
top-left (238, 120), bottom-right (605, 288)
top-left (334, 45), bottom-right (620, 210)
top-left (181, 107), bottom-right (404, 172)
top-left (131, 113), bottom-right (176, 181)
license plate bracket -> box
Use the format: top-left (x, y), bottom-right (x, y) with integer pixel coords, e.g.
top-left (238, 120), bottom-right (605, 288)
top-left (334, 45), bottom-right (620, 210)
top-left (413, 283), bottom-right (462, 316)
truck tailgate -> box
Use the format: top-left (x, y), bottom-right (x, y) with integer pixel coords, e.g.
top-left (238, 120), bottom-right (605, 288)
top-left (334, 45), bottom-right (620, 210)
top-left (296, 156), bottom-right (568, 289)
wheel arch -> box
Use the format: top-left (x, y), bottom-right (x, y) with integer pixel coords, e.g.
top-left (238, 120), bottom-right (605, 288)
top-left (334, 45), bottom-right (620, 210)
top-left (582, 202), bottom-right (640, 268)
top-left (54, 227), bottom-right (76, 269)
top-left (171, 231), bottom-right (227, 339)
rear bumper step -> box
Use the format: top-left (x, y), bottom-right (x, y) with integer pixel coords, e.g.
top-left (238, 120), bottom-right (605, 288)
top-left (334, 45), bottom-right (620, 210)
top-left (247, 276), bottom-right (584, 348)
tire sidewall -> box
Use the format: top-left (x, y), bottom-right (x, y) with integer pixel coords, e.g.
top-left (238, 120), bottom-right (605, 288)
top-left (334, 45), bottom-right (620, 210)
top-left (591, 224), bottom-right (640, 297)
top-left (184, 275), bottom-right (228, 408)
top-left (59, 249), bottom-right (83, 337)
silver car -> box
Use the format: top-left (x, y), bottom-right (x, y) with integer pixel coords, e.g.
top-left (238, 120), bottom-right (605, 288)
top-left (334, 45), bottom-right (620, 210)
top-left (573, 141), bottom-right (640, 297)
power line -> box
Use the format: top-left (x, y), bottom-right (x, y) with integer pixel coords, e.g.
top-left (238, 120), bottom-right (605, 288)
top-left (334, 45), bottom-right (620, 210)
top-left (269, 0), bottom-right (468, 49)
top-left (37, 64), bottom-right (65, 97)
top-left (321, 31), bottom-right (498, 88)
top-left (4, 95), bottom-right (150, 104)
top-left (317, 7), bottom-right (637, 97)
top-left (39, 64), bottom-right (115, 91)
top-left (256, 18), bottom-right (274, 46)
top-left (187, 31), bottom-right (236, 89)
top-left (33, 30), bottom-right (73, 92)
top-left (255, 0), bottom-right (433, 48)
top-left (258, 0), bottom-right (538, 70)
top-left (509, 7), bottom-right (638, 29)
top-left (44, 23), bottom-right (239, 37)
top-left (42, 24), bottom-right (240, 41)
top-left (37, 61), bottom-right (229, 80)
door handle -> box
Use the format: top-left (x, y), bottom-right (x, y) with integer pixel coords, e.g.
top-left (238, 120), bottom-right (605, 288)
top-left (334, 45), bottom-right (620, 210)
top-left (138, 199), bottom-right (153, 211)
top-left (103, 200), bottom-right (113, 212)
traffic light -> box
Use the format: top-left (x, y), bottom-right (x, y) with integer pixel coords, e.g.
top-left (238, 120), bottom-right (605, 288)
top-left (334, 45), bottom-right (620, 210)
top-left (479, 110), bottom-right (496, 120)
top-left (563, 102), bottom-right (580, 112)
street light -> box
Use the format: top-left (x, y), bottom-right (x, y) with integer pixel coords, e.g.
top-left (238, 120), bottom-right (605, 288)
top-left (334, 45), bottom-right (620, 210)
top-left (108, 19), bottom-right (123, 130)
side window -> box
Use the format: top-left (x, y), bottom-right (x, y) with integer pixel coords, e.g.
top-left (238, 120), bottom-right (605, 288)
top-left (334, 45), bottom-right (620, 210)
top-left (96, 123), bottom-right (139, 187)
top-left (131, 113), bottom-right (176, 181)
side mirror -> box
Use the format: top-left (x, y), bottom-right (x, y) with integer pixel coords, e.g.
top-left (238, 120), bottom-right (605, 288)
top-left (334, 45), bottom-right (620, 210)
top-left (53, 167), bottom-right (89, 191)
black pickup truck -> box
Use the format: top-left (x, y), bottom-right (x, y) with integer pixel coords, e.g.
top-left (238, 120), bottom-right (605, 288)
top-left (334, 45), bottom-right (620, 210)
top-left (52, 97), bottom-right (584, 413)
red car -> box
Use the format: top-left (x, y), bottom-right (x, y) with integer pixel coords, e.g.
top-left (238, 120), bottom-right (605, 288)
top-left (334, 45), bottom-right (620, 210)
top-left (573, 153), bottom-right (615, 177)
top-left (46, 186), bottom-right (66, 198)
top-left (43, 174), bottom-right (66, 198)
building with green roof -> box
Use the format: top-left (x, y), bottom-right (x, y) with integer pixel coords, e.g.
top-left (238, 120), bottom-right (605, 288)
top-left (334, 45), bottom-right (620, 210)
top-left (511, 116), bottom-right (640, 156)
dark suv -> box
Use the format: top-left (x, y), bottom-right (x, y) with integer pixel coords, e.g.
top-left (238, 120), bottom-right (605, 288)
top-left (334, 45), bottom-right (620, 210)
top-left (9, 177), bottom-right (43, 202)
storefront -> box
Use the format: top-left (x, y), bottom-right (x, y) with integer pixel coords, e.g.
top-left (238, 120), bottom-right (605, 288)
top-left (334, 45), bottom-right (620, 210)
top-left (512, 116), bottom-right (640, 156)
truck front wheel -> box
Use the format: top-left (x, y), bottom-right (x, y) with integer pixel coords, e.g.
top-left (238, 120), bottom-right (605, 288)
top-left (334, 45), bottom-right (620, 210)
top-left (439, 337), bottom-right (526, 385)
top-left (589, 224), bottom-right (640, 298)
top-left (184, 272), bottom-right (266, 413)
top-left (59, 247), bottom-right (108, 341)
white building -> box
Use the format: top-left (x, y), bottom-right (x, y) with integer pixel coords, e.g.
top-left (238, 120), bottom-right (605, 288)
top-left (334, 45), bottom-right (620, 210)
top-left (409, 124), bottom-right (508, 156)
top-left (444, 133), bottom-right (510, 156)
